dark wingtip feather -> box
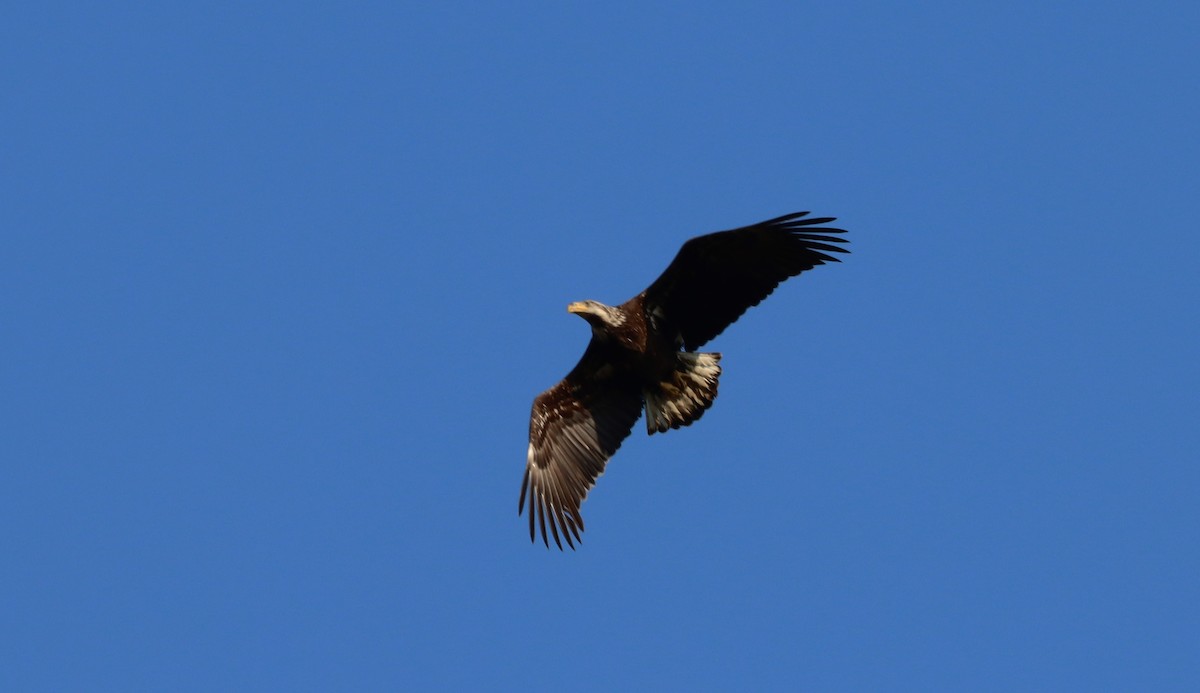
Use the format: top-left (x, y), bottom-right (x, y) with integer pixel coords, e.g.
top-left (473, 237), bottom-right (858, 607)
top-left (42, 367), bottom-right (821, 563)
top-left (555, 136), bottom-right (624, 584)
top-left (560, 514), bottom-right (575, 550)
top-left (556, 501), bottom-right (579, 549)
top-left (568, 508), bottom-right (584, 543)
top-left (809, 251), bottom-right (843, 264)
top-left (793, 231), bottom-right (849, 242)
top-left (537, 498), bottom-right (549, 548)
top-left (801, 241), bottom-right (851, 255)
top-left (782, 215), bottom-right (838, 227)
top-left (518, 468), bottom-right (530, 514)
top-left (762, 211), bottom-right (812, 225)
top-left (547, 504), bottom-right (564, 550)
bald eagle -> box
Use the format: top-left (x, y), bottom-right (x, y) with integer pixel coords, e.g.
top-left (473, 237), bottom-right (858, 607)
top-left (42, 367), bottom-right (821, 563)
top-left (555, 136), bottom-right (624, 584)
top-left (519, 211), bottom-right (849, 549)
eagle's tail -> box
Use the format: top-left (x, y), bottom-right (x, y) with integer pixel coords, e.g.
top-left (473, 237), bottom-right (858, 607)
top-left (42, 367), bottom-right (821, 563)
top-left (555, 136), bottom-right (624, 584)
top-left (644, 352), bottom-right (722, 435)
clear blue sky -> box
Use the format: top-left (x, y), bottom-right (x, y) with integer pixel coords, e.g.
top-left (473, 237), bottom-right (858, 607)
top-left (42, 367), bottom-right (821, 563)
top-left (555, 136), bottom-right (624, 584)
top-left (3, 2), bottom-right (1197, 690)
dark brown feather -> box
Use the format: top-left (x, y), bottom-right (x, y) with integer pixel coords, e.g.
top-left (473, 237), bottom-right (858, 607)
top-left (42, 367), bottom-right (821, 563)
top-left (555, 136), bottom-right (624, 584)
top-left (519, 341), bottom-right (643, 550)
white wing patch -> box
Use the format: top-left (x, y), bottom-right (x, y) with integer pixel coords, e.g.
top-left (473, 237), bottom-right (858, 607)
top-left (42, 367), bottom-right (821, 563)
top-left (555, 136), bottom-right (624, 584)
top-left (644, 352), bottom-right (722, 434)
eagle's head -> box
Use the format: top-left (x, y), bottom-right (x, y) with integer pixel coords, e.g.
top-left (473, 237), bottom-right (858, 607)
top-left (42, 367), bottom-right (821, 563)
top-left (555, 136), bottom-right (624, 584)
top-left (567, 300), bottom-right (626, 334)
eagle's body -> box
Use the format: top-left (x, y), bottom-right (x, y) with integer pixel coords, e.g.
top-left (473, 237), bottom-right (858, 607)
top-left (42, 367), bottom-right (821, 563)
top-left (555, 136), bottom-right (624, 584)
top-left (520, 211), bottom-right (849, 549)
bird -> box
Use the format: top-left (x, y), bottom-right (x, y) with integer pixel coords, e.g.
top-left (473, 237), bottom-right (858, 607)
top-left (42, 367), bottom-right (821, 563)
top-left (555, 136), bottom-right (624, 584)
top-left (519, 211), bottom-right (849, 549)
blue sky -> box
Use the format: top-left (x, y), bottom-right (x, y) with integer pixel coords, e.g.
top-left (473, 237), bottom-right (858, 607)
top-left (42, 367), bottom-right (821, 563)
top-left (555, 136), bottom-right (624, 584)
top-left (3, 2), bottom-right (1197, 690)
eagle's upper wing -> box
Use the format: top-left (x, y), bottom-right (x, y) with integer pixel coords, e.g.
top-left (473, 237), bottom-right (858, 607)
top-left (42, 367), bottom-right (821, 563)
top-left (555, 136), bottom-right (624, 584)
top-left (641, 211), bottom-right (849, 351)
top-left (520, 344), bottom-right (643, 549)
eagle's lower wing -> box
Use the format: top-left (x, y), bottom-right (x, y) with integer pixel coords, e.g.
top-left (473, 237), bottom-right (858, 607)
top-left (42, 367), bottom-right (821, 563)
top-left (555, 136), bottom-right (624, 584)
top-left (641, 211), bottom-right (849, 351)
top-left (520, 355), bottom-right (643, 550)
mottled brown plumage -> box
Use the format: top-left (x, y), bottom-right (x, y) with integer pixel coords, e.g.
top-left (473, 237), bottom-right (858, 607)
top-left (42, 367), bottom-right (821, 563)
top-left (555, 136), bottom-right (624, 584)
top-left (520, 211), bottom-right (849, 549)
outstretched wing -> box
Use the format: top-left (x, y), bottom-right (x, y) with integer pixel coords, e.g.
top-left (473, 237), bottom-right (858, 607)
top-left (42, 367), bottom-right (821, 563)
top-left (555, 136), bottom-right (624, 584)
top-left (520, 343), bottom-right (643, 550)
top-left (641, 211), bottom-right (849, 351)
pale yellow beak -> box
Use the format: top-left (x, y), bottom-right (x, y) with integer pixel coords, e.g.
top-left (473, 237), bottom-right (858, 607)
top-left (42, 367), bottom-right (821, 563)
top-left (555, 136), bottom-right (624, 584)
top-left (567, 301), bottom-right (588, 314)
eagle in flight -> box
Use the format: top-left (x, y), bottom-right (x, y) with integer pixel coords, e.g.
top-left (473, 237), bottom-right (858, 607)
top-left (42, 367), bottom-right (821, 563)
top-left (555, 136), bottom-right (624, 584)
top-left (520, 211), bottom-right (849, 549)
